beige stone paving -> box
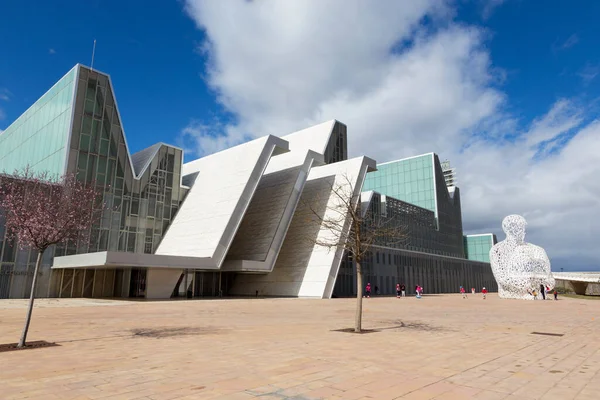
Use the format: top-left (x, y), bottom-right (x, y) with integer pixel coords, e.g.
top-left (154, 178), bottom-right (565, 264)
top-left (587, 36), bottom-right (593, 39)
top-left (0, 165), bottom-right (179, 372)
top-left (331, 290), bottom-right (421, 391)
top-left (0, 294), bottom-right (599, 399)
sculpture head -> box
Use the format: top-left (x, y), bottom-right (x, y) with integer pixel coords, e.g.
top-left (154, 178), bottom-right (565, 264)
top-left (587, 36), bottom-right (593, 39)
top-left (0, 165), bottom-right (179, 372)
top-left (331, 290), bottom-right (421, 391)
top-left (502, 214), bottom-right (527, 243)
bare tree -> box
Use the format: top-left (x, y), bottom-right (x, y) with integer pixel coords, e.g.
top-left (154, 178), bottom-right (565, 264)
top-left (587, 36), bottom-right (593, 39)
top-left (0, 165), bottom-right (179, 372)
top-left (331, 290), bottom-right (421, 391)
top-left (305, 174), bottom-right (406, 332)
top-left (0, 168), bottom-right (104, 347)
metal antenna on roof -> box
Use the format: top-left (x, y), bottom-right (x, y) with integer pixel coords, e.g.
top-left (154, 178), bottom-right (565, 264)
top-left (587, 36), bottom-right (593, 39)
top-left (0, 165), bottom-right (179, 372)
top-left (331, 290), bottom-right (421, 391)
top-left (90, 39), bottom-right (97, 71)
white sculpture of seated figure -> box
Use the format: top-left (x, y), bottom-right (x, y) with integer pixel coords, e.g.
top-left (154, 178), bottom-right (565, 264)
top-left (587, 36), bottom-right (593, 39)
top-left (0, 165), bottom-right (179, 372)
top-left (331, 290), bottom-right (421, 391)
top-left (489, 215), bottom-right (555, 300)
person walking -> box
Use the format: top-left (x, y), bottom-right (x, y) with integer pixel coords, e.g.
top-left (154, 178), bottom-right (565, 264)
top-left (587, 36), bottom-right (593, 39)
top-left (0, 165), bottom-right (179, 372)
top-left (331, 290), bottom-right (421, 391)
top-left (554, 289), bottom-right (558, 300)
top-left (460, 286), bottom-right (467, 299)
top-left (396, 283), bottom-right (401, 298)
top-left (415, 285), bottom-right (422, 298)
top-left (400, 283), bottom-right (406, 297)
top-left (482, 287), bottom-right (488, 300)
top-left (540, 284), bottom-right (546, 300)
top-left (365, 282), bottom-right (371, 298)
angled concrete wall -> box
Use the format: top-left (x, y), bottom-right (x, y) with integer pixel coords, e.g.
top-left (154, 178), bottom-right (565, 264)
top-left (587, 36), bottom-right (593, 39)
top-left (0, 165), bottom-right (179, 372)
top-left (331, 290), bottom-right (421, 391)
top-left (146, 268), bottom-right (183, 299)
top-left (220, 120), bottom-right (337, 274)
top-left (222, 151), bottom-right (320, 272)
top-left (230, 157), bottom-right (376, 298)
top-left (225, 165), bottom-right (305, 261)
top-left (156, 135), bottom-right (288, 269)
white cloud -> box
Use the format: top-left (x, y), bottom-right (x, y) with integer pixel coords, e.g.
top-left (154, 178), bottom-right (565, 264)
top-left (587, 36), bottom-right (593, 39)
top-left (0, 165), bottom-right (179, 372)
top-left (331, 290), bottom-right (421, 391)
top-left (49, 48), bottom-right (57, 55)
top-left (481, 0), bottom-right (507, 20)
top-left (553, 33), bottom-right (579, 53)
top-left (578, 63), bottom-right (599, 85)
top-left (0, 108), bottom-right (6, 121)
top-left (524, 99), bottom-right (583, 148)
top-left (0, 88), bottom-right (10, 102)
top-left (183, 0), bottom-right (600, 271)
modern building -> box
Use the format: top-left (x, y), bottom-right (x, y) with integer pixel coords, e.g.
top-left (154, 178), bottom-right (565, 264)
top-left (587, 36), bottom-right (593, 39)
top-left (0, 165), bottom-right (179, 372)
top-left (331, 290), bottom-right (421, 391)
top-left (0, 64), bottom-right (497, 300)
top-left (441, 160), bottom-right (457, 188)
top-left (339, 154), bottom-right (498, 297)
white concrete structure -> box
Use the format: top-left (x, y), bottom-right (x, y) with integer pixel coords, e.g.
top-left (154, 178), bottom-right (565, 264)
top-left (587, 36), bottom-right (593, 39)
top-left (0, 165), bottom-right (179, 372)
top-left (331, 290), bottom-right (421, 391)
top-left (52, 120), bottom-right (370, 299)
top-left (552, 272), bottom-right (600, 283)
top-left (230, 156), bottom-right (376, 298)
top-left (553, 272), bottom-right (600, 295)
top-left (156, 134), bottom-right (288, 265)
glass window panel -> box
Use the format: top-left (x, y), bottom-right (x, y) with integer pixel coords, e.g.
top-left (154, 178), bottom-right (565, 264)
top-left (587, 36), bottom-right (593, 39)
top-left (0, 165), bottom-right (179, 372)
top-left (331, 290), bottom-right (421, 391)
top-left (91, 119), bottom-right (101, 141)
top-left (106, 159), bottom-right (115, 181)
top-left (84, 99), bottom-right (95, 114)
top-left (81, 115), bottom-right (92, 134)
top-left (99, 140), bottom-right (109, 156)
top-left (77, 153), bottom-right (88, 171)
top-left (1, 240), bottom-right (15, 262)
top-left (97, 156), bottom-right (108, 176)
top-left (79, 134), bottom-right (90, 151)
top-left (112, 108), bottom-right (120, 126)
top-left (101, 118), bottom-right (111, 140)
top-left (131, 199), bottom-right (139, 216)
top-left (86, 154), bottom-right (97, 182)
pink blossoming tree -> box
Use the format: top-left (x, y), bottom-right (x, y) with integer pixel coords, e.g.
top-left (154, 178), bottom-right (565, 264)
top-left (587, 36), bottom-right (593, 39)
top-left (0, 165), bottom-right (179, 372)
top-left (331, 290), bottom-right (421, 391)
top-left (0, 168), bottom-right (104, 348)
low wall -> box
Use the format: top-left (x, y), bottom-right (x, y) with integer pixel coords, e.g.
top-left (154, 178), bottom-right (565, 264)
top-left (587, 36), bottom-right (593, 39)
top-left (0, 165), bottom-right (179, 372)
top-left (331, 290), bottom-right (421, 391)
top-left (555, 279), bottom-right (600, 295)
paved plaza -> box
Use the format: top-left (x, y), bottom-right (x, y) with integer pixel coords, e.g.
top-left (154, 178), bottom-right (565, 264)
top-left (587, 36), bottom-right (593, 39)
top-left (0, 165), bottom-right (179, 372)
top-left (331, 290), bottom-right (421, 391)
top-left (0, 294), bottom-right (599, 400)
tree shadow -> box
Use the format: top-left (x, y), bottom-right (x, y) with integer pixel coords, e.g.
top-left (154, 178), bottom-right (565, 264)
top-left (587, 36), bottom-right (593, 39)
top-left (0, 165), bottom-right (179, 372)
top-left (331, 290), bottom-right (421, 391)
top-left (130, 327), bottom-right (223, 338)
top-left (0, 340), bottom-right (59, 353)
top-left (332, 328), bottom-right (380, 334)
top-left (376, 320), bottom-right (449, 332)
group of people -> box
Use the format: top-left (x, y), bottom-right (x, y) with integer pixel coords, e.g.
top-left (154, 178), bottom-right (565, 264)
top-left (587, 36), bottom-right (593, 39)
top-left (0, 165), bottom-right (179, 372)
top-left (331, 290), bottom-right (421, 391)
top-left (528, 284), bottom-right (558, 300)
top-left (363, 281), bottom-right (559, 301)
top-left (364, 282), bottom-right (423, 298)
top-left (460, 286), bottom-right (488, 299)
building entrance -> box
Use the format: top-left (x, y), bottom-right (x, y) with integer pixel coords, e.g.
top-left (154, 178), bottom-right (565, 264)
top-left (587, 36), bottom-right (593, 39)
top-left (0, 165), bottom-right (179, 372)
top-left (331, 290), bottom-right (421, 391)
top-left (129, 268), bottom-right (147, 298)
top-left (171, 270), bottom-right (237, 298)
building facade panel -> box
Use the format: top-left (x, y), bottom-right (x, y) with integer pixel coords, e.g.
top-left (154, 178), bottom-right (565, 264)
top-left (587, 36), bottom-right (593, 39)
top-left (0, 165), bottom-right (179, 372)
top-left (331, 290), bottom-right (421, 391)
top-left (230, 157), bottom-right (375, 298)
top-left (464, 234), bottom-right (497, 262)
top-left (363, 154), bottom-right (435, 212)
top-left (0, 66), bottom-right (77, 177)
top-left (333, 248), bottom-right (497, 297)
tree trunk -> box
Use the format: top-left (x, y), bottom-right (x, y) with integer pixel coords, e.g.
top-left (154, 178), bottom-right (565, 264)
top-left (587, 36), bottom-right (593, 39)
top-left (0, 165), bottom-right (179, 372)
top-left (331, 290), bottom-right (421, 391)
top-left (18, 250), bottom-right (43, 348)
top-left (355, 260), bottom-right (363, 333)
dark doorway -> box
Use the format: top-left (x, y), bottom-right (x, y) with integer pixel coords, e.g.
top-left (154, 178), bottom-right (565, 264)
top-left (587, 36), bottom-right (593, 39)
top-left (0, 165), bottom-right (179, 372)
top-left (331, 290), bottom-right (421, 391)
top-left (193, 271), bottom-right (236, 297)
top-left (129, 268), bottom-right (147, 298)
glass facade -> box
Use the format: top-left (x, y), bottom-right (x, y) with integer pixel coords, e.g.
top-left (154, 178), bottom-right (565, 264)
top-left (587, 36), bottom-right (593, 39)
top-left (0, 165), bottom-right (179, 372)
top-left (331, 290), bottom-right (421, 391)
top-left (0, 65), bottom-right (188, 299)
top-left (363, 154), bottom-right (436, 211)
top-left (323, 121), bottom-right (348, 164)
top-left (0, 66), bottom-right (77, 177)
top-left (432, 154), bottom-right (464, 257)
top-left (333, 247), bottom-right (498, 297)
top-left (464, 234), bottom-right (497, 263)
top-left (362, 153), bottom-right (465, 257)
top-left (338, 152), bottom-right (496, 297)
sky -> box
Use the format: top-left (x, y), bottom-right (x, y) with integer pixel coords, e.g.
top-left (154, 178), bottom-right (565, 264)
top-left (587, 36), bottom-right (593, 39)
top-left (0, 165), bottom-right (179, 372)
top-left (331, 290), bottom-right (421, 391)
top-left (1, 0), bottom-right (599, 271)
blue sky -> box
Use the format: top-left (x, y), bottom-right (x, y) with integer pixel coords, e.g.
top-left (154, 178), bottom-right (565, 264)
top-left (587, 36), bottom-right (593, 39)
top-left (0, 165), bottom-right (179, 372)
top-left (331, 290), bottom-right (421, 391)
top-left (0, 0), bottom-right (217, 150)
top-left (1, 1), bottom-right (598, 151)
top-left (1, 0), bottom-right (600, 270)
